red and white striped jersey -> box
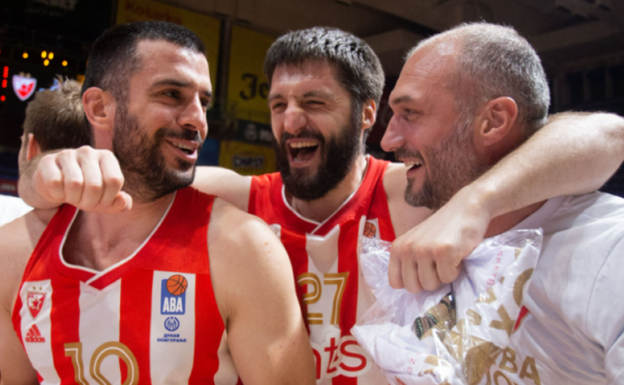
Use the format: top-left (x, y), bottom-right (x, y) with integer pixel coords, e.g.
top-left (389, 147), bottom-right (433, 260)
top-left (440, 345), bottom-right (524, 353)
top-left (249, 156), bottom-right (395, 385)
top-left (12, 187), bottom-right (239, 385)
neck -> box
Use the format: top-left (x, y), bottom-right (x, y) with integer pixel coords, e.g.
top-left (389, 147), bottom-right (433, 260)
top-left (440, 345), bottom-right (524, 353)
top-left (63, 192), bottom-right (175, 271)
top-left (287, 155), bottom-right (367, 223)
top-left (483, 200), bottom-right (545, 238)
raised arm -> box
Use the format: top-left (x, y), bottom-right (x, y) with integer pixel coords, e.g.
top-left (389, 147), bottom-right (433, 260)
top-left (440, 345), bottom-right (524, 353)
top-left (209, 199), bottom-right (315, 385)
top-left (19, 145), bottom-right (252, 213)
top-left (18, 146), bottom-right (130, 212)
top-left (390, 111), bottom-right (624, 292)
top-left (467, 111), bottom-right (624, 214)
top-left (193, 167), bottom-right (251, 212)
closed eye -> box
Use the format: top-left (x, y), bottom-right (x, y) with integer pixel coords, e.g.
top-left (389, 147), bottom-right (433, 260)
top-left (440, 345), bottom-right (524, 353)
top-left (270, 102), bottom-right (286, 111)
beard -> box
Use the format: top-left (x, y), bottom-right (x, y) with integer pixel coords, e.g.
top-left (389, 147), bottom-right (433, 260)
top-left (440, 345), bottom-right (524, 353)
top-left (399, 122), bottom-right (488, 211)
top-left (113, 103), bottom-right (203, 203)
top-left (276, 106), bottom-right (362, 202)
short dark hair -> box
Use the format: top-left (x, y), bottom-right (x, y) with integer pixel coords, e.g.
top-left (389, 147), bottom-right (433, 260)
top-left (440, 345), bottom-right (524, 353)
top-left (83, 21), bottom-right (206, 101)
top-left (264, 27), bottom-right (384, 141)
top-left (23, 77), bottom-right (91, 151)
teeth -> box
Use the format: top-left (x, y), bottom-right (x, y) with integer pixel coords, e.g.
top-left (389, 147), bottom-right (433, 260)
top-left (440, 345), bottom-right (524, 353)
top-left (289, 141), bottom-right (317, 149)
top-left (404, 160), bottom-right (423, 168)
top-left (174, 143), bottom-right (194, 151)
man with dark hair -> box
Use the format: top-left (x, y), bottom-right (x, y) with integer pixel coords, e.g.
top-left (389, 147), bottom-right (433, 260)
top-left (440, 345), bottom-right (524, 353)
top-left (383, 22), bottom-right (624, 383)
top-left (263, 27), bottom-right (384, 201)
top-left (0, 21), bottom-right (315, 384)
top-left (81, 20), bottom-right (207, 101)
top-left (23, 26), bottom-right (624, 383)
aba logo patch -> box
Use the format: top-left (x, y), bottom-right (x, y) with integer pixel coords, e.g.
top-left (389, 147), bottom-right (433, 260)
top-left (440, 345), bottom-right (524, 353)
top-left (27, 291), bottom-right (46, 319)
top-left (161, 274), bottom-right (187, 315)
top-left (363, 221), bottom-right (377, 238)
top-left (164, 317), bottom-right (180, 332)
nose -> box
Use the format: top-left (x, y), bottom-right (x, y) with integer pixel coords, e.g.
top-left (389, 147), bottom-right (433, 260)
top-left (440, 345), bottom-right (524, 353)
top-left (283, 102), bottom-right (307, 136)
top-left (380, 115), bottom-right (405, 152)
top-left (178, 95), bottom-right (207, 139)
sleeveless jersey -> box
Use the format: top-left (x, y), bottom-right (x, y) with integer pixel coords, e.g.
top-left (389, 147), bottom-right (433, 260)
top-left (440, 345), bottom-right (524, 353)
top-left (12, 187), bottom-right (239, 385)
top-left (248, 156), bottom-right (395, 385)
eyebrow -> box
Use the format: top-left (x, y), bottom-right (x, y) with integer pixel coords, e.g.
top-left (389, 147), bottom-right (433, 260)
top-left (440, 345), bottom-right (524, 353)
top-left (267, 93), bottom-right (281, 103)
top-left (267, 90), bottom-right (333, 104)
top-left (151, 79), bottom-right (213, 98)
top-left (303, 90), bottom-right (333, 100)
top-left (390, 95), bottom-right (414, 106)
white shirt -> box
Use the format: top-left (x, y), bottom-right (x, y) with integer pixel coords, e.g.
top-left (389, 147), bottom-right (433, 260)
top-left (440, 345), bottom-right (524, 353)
top-left (0, 194), bottom-right (33, 227)
top-left (508, 192), bottom-right (624, 384)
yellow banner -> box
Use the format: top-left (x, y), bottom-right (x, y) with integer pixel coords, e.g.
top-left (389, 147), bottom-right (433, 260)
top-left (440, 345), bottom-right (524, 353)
top-left (227, 26), bottom-right (274, 125)
top-left (219, 140), bottom-right (276, 176)
top-left (116, 0), bottom-right (220, 89)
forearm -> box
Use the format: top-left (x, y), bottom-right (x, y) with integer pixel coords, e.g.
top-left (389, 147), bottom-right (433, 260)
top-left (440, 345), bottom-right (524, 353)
top-left (18, 152), bottom-right (60, 209)
top-left (468, 111), bottom-right (624, 219)
top-left (192, 166), bottom-right (251, 211)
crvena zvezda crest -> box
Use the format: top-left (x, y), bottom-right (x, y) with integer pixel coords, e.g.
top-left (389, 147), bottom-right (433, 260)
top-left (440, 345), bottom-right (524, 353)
top-left (12, 75), bottom-right (37, 101)
top-left (27, 291), bottom-right (46, 319)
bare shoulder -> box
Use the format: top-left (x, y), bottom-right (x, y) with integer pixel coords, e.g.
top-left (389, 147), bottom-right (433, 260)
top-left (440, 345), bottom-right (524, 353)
top-left (0, 209), bottom-right (55, 312)
top-left (208, 197), bottom-right (280, 255)
top-left (0, 209), bottom-right (52, 385)
top-left (193, 166), bottom-right (252, 212)
top-left (383, 162), bottom-right (409, 200)
top-left (206, 199), bottom-right (314, 384)
top-left (382, 162), bottom-right (431, 237)
top-left (207, 198), bottom-right (292, 314)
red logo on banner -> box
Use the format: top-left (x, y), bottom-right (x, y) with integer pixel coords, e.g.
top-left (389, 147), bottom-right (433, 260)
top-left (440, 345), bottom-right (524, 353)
top-left (27, 291), bottom-right (46, 319)
top-left (513, 305), bottom-right (530, 332)
top-left (12, 75), bottom-right (37, 101)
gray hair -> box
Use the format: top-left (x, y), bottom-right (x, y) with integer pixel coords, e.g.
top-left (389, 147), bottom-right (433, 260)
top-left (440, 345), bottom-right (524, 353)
top-left (408, 22), bottom-right (550, 139)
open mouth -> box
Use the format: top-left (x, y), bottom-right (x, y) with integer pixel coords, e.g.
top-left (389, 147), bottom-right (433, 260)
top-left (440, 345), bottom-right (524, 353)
top-left (175, 142), bottom-right (195, 155)
top-left (288, 140), bottom-right (319, 163)
top-left (404, 159), bottom-right (423, 171)
top-left (166, 139), bottom-right (197, 156)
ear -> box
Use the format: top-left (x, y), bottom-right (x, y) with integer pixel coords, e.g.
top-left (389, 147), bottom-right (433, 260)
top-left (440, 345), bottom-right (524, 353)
top-left (25, 133), bottom-right (41, 161)
top-left (82, 87), bottom-right (117, 133)
top-left (475, 96), bottom-right (518, 147)
top-left (361, 99), bottom-right (377, 131)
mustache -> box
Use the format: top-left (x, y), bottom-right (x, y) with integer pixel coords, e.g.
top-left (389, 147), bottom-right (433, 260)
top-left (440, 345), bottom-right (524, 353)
top-left (159, 128), bottom-right (203, 144)
top-left (394, 147), bottom-right (424, 162)
top-left (280, 128), bottom-right (325, 144)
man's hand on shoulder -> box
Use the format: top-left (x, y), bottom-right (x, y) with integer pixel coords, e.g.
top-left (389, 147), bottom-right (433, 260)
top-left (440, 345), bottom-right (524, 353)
top-left (193, 167), bottom-right (252, 212)
top-left (208, 199), bottom-right (315, 385)
top-left (34, 146), bottom-right (131, 213)
top-left (389, 184), bottom-right (491, 292)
